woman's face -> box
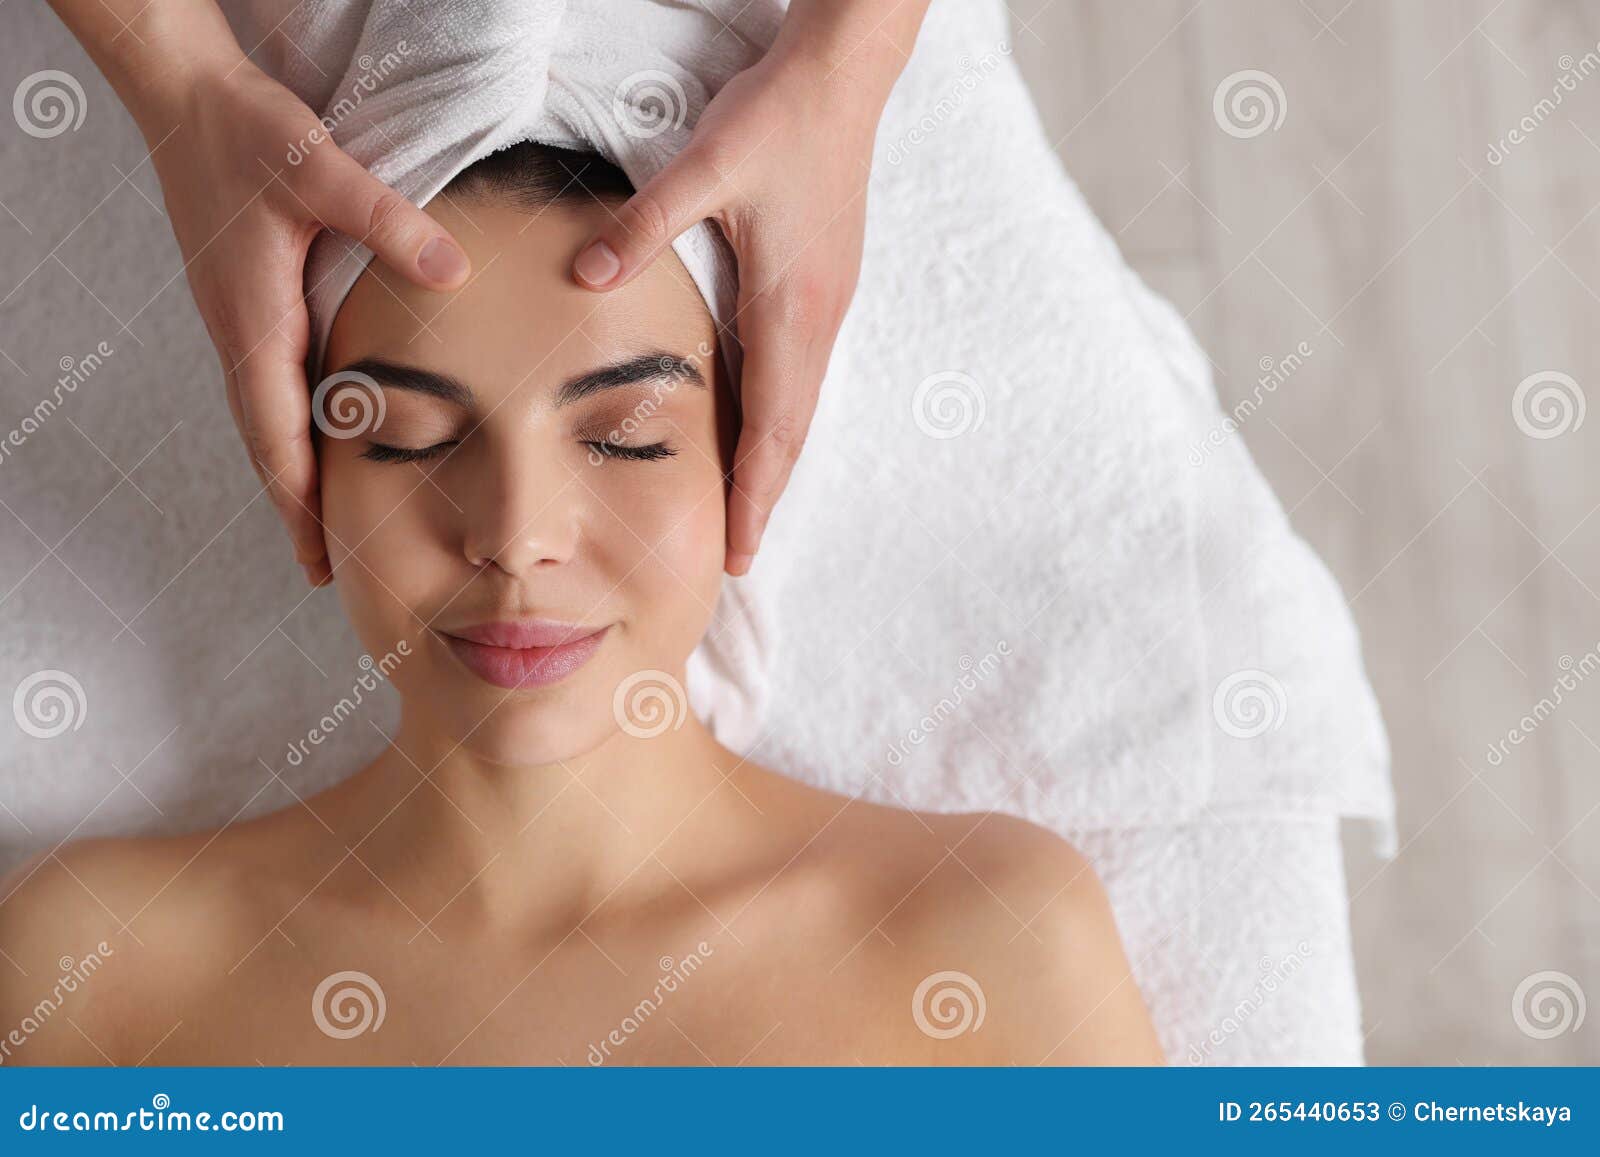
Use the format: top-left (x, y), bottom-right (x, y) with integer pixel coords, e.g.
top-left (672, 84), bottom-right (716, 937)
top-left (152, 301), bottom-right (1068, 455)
top-left (319, 195), bottom-right (732, 766)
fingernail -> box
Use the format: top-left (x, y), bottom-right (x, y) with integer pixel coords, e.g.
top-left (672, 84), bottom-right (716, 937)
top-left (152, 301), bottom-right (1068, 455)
top-left (726, 551), bottom-right (753, 575)
top-left (417, 237), bottom-right (469, 284)
top-left (574, 241), bottom-right (621, 287)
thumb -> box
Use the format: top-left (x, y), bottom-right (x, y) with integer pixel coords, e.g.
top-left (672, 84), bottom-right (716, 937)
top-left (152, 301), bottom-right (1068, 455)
top-left (305, 149), bottom-right (472, 291)
top-left (572, 149), bottom-right (725, 290)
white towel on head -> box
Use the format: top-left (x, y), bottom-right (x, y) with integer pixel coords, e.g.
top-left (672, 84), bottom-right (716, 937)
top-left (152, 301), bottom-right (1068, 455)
top-left (237, 0), bottom-right (784, 389)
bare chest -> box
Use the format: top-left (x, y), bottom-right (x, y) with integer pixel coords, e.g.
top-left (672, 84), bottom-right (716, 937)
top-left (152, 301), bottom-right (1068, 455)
top-left (127, 915), bottom-right (915, 1066)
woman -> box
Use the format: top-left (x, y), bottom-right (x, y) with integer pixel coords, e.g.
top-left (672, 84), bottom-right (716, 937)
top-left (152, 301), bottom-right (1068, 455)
top-left (0, 144), bottom-right (1162, 1066)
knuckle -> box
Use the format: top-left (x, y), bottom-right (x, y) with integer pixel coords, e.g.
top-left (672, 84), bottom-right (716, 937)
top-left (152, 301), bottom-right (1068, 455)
top-left (247, 427), bottom-right (310, 486)
top-left (753, 409), bottom-right (802, 459)
top-left (623, 188), bottom-right (672, 248)
top-left (364, 190), bottom-right (414, 248)
top-left (691, 137), bottom-right (737, 181)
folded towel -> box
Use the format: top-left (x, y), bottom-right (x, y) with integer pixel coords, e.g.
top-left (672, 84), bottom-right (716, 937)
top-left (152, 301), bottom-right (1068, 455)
top-left (1074, 813), bottom-right (1367, 1064)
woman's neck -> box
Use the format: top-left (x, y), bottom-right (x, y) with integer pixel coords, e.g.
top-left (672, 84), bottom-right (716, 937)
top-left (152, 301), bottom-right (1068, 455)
top-left (323, 708), bottom-right (755, 933)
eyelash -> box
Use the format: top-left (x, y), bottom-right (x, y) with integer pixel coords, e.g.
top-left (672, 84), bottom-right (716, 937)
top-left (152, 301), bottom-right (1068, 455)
top-left (588, 440), bottom-right (677, 462)
top-left (359, 440), bottom-right (677, 464)
top-left (360, 441), bottom-right (455, 464)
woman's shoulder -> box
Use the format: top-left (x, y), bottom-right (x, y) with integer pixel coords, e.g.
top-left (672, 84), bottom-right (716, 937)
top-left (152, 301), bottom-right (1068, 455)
top-left (0, 822), bottom-right (305, 1064)
top-left (761, 785), bottom-right (1164, 1064)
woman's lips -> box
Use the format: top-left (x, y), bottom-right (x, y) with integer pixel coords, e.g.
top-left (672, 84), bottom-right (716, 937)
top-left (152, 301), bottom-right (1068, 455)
top-left (441, 621), bottom-right (610, 690)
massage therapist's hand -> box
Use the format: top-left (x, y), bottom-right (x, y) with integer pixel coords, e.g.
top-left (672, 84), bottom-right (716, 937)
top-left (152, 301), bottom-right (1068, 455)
top-left (48, 0), bottom-right (473, 587)
top-left (570, 0), bottom-right (930, 576)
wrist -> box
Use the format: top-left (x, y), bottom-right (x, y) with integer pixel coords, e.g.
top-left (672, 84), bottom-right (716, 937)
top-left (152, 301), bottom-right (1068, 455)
top-left (770, 0), bottom-right (928, 105)
top-left (53, 0), bottom-right (244, 139)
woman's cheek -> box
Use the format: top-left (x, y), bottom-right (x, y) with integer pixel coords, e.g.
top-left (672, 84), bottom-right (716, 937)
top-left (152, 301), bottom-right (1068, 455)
top-left (652, 481), bottom-right (727, 628)
top-left (323, 462), bottom-right (443, 647)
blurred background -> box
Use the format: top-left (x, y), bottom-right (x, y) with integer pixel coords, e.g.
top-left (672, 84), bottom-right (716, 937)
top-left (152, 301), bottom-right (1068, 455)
top-left (1011, 0), bottom-right (1600, 1063)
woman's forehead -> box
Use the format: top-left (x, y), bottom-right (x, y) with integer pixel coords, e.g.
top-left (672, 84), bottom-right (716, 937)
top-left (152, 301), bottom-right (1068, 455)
top-left (324, 199), bottom-right (715, 401)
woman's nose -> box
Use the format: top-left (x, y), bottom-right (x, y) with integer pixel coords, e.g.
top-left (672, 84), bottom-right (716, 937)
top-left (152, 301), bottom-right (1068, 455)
top-left (459, 444), bottom-right (584, 576)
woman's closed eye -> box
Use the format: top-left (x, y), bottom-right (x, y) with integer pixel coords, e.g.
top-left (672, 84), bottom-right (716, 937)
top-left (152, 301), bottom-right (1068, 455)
top-left (361, 440), bottom-right (458, 464)
top-left (586, 439), bottom-right (677, 462)
top-left (358, 437), bottom-right (679, 465)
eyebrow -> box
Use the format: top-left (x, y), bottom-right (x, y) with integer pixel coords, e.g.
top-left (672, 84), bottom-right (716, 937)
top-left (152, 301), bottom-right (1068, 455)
top-left (335, 351), bottom-right (706, 409)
